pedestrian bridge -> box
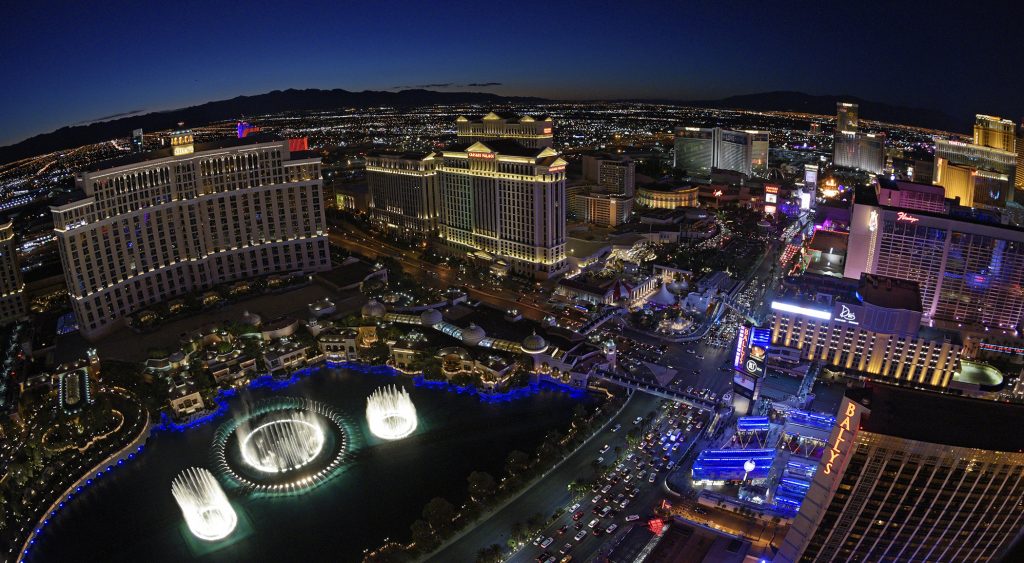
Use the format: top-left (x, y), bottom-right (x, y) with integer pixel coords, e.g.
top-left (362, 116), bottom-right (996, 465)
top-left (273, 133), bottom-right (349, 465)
top-left (594, 370), bottom-right (717, 412)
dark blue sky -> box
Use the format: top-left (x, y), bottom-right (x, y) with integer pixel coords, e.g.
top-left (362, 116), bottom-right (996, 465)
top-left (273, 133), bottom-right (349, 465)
top-left (1, 0), bottom-right (1020, 146)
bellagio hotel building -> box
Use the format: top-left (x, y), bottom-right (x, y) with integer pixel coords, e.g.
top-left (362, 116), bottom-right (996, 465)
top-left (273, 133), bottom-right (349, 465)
top-left (54, 131), bottom-right (330, 340)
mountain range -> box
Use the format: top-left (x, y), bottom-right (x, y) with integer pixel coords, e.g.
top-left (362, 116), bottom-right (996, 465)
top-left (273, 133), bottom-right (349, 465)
top-left (0, 89), bottom-right (966, 165)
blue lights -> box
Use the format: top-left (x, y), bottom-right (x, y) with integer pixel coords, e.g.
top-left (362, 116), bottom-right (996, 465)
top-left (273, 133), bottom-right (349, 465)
top-left (23, 433), bottom-right (148, 562)
top-left (692, 449), bottom-right (775, 481)
top-left (411, 376), bottom-right (585, 402)
top-left (737, 416), bottom-right (770, 432)
top-left (21, 359), bottom-right (586, 562)
top-left (787, 410), bottom-right (836, 430)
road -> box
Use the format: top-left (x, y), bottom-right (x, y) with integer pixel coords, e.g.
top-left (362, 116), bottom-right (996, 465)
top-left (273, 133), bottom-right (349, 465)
top-left (503, 399), bottom-right (710, 563)
top-left (426, 393), bottom-right (663, 563)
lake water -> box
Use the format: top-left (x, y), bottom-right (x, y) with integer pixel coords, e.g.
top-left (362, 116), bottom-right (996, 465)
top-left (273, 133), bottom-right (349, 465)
top-left (29, 367), bottom-right (586, 562)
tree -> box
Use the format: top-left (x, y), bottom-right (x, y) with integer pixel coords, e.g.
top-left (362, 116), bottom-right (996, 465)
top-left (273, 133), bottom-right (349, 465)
top-left (526, 512), bottom-right (545, 529)
top-left (422, 497), bottom-right (456, 534)
top-left (467, 471), bottom-right (497, 501)
top-left (363, 340), bottom-right (390, 363)
top-left (571, 403), bottom-right (587, 422)
top-left (626, 427), bottom-right (642, 447)
top-left (475, 544), bottom-right (503, 563)
top-left (505, 450), bottom-right (529, 476)
top-left (510, 521), bottom-right (526, 541)
top-left (410, 518), bottom-right (435, 547)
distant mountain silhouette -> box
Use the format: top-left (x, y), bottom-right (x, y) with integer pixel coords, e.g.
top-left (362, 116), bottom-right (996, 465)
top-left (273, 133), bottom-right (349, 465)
top-left (675, 91), bottom-right (967, 133)
top-left (0, 88), bottom-right (548, 164)
top-left (2, 88), bottom-right (969, 164)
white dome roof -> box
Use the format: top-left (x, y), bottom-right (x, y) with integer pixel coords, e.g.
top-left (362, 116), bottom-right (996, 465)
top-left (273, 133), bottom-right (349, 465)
top-left (361, 300), bottom-right (386, 318)
top-left (460, 324), bottom-right (486, 346)
top-left (420, 309), bottom-right (443, 326)
top-left (521, 333), bottom-right (548, 354)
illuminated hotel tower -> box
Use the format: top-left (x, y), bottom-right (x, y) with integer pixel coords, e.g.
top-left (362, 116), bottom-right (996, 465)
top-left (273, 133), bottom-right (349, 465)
top-left (673, 127), bottom-right (766, 176)
top-left (455, 112), bottom-right (554, 148)
top-left (54, 131), bottom-right (330, 340)
top-left (1017, 121), bottom-right (1024, 191)
top-left (974, 114), bottom-right (1016, 152)
top-left (836, 102), bottom-right (859, 133)
top-left (0, 221), bottom-right (26, 325)
top-left (779, 385), bottom-right (1024, 562)
top-left (437, 138), bottom-right (567, 279)
top-left (365, 152), bottom-right (439, 235)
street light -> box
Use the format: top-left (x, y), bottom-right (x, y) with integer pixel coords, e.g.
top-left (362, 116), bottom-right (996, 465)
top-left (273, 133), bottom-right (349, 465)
top-left (743, 459), bottom-right (755, 482)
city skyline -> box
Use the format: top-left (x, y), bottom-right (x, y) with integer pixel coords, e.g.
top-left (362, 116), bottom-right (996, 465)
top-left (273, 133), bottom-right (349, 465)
top-left (6, 4), bottom-right (1024, 559)
top-left (2, 0), bottom-right (1023, 146)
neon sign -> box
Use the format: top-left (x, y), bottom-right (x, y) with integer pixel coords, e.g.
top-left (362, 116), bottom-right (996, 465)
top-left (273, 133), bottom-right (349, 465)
top-left (979, 342), bottom-right (1024, 355)
top-left (734, 325), bottom-right (751, 369)
top-left (647, 518), bottom-right (665, 535)
top-left (543, 127), bottom-right (552, 134)
top-left (823, 402), bottom-right (858, 475)
top-left (868, 209), bottom-right (878, 232)
top-left (548, 165), bottom-right (565, 173)
top-left (836, 304), bottom-right (857, 324)
top-left (468, 152), bottom-right (495, 160)
top-left (896, 212), bottom-right (919, 223)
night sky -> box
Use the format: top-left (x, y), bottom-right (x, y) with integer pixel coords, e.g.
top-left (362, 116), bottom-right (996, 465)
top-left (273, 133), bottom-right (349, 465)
top-left (1, 0), bottom-right (1021, 146)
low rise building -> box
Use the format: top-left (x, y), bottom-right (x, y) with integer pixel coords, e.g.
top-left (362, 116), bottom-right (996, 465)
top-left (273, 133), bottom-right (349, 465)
top-left (318, 327), bottom-right (360, 362)
top-left (570, 189), bottom-right (633, 226)
top-left (635, 183), bottom-right (699, 209)
top-left (557, 273), bottom-right (657, 307)
top-left (263, 340), bottom-right (309, 373)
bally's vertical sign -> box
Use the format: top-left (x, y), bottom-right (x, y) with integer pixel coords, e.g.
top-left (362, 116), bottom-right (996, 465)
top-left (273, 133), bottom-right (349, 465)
top-left (823, 399), bottom-right (863, 478)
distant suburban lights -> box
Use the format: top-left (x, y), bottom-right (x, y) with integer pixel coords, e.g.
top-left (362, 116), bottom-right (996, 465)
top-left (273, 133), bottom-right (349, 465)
top-left (823, 402), bottom-right (858, 475)
top-left (770, 301), bottom-right (831, 320)
top-left (896, 211), bottom-right (920, 223)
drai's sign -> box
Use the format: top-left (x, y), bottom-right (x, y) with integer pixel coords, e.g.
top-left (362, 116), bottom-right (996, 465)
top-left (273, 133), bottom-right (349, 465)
top-left (823, 402), bottom-right (859, 475)
top-left (834, 304), bottom-right (858, 325)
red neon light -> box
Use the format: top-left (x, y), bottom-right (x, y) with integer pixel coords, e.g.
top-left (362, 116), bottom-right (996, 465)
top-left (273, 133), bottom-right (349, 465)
top-left (548, 166), bottom-right (565, 173)
top-left (647, 518), bottom-right (665, 535)
top-left (543, 128), bottom-right (552, 134)
top-left (896, 211), bottom-right (919, 223)
top-left (288, 138), bottom-right (309, 152)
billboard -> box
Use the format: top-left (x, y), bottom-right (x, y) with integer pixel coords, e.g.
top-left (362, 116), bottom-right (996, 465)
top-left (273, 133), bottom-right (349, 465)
top-left (734, 325), bottom-right (768, 399)
top-left (745, 327), bottom-right (770, 377)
